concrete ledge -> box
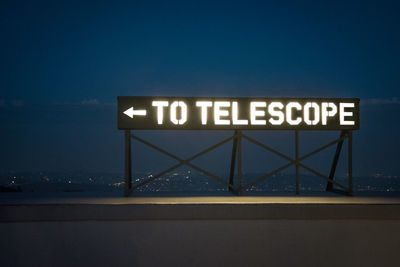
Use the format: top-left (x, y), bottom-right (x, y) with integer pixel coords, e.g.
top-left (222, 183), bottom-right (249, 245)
top-left (2, 196), bottom-right (400, 222)
top-left (2, 196), bottom-right (400, 267)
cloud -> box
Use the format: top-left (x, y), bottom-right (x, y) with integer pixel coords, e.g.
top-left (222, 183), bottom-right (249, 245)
top-left (361, 97), bottom-right (400, 106)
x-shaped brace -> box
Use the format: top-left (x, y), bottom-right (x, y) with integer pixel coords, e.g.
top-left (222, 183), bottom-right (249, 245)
top-left (127, 131), bottom-right (350, 194)
top-left (239, 132), bottom-right (350, 192)
top-left (129, 134), bottom-right (237, 191)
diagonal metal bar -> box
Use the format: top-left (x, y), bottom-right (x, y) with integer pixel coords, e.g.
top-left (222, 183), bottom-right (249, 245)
top-left (131, 135), bottom-right (234, 190)
top-left (131, 156), bottom-right (233, 191)
top-left (228, 131), bottom-right (239, 191)
top-left (132, 159), bottom-right (236, 191)
top-left (241, 133), bottom-right (349, 191)
top-left (124, 130), bottom-right (132, 196)
top-left (242, 162), bottom-right (294, 190)
top-left (348, 131), bottom-right (353, 195)
top-left (132, 162), bottom-right (184, 190)
top-left (132, 134), bottom-right (233, 164)
top-left (237, 131), bottom-right (243, 194)
top-left (242, 133), bottom-right (348, 164)
top-left (242, 134), bottom-right (293, 162)
top-left (185, 162), bottom-right (235, 189)
top-left (326, 131), bottom-right (346, 191)
top-left (130, 134), bottom-right (236, 190)
top-left (297, 134), bottom-right (348, 163)
top-left (242, 132), bottom-right (347, 165)
top-left (130, 131), bottom-right (350, 194)
top-left (325, 188), bottom-right (351, 196)
top-left (295, 130), bottom-right (299, 195)
top-left (242, 159), bottom-right (348, 192)
top-left (297, 162), bottom-right (348, 191)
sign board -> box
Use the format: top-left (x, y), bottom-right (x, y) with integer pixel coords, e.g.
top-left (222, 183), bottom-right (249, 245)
top-left (118, 96), bottom-right (359, 130)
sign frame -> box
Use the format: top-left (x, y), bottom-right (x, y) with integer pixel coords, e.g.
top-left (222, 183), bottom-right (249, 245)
top-left (118, 96), bottom-right (360, 131)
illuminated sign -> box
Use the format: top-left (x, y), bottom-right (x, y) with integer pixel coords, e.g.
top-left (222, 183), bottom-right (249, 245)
top-left (118, 97), bottom-right (359, 130)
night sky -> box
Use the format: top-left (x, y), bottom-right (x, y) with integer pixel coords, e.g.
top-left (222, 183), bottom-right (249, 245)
top-left (1, 0), bottom-right (399, 177)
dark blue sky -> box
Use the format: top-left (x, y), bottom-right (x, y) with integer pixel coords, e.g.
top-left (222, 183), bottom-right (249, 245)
top-left (2, 0), bottom-right (400, 101)
top-left (0, 0), bottom-right (399, 176)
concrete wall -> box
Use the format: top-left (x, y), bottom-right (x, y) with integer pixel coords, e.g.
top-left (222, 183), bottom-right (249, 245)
top-left (2, 220), bottom-right (400, 267)
top-left (1, 197), bottom-right (400, 267)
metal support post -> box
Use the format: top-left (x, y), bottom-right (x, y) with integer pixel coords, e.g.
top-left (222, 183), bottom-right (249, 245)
top-left (348, 131), bottom-right (353, 196)
top-left (237, 131), bottom-right (242, 195)
top-left (295, 130), bottom-right (299, 195)
top-left (229, 130), bottom-right (238, 192)
top-left (326, 131), bottom-right (346, 191)
top-left (124, 130), bottom-right (132, 196)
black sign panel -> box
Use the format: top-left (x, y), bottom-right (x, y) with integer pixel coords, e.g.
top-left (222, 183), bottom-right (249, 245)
top-left (118, 96), bottom-right (359, 130)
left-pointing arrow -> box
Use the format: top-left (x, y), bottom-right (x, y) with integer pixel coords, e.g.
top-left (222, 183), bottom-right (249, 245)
top-left (123, 107), bottom-right (147, 118)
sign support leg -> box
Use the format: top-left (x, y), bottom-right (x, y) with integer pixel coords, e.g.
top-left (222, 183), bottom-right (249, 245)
top-left (124, 130), bottom-right (132, 196)
top-left (295, 130), bottom-right (299, 195)
top-left (326, 131), bottom-right (346, 191)
top-left (348, 131), bottom-right (353, 196)
top-left (229, 130), bottom-right (238, 192)
top-left (237, 131), bottom-right (242, 195)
